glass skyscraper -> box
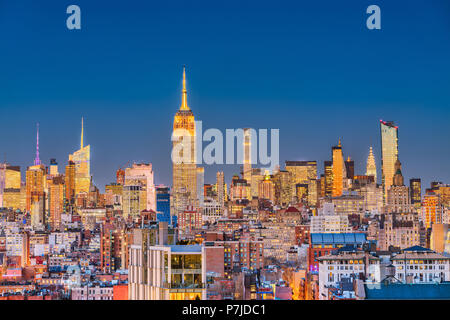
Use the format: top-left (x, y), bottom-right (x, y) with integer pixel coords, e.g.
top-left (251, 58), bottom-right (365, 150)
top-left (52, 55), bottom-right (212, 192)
top-left (380, 120), bottom-right (399, 203)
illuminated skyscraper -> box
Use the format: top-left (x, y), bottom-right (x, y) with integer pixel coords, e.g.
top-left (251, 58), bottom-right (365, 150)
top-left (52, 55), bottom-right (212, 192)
top-left (422, 192), bottom-right (443, 229)
top-left (285, 161), bottom-right (317, 185)
top-left (366, 146), bottom-right (377, 183)
top-left (65, 161), bottom-right (76, 205)
top-left (48, 175), bottom-right (64, 231)
top-left (124, 163), bottom-right (156, 211)
top-left (49, 158), bottom-right (59, 176)
top-left (2, 165), bottom-right (23, 210)
top-left (258, 173), bottom-right (275, 202)
top-left (243, 128), bottom-right (252, 183)
top-left (386, 159), bottom-right (411, 213)
top-left (26, 124), bottom-right (46, 227)
top-left (69, 118), bottom-right (91, 196)
top-left (324, 160), bottom-right (333, 197)
top-left (216, 171), bottom-right (225, 208)
top-left (410, 178), bottom-right (422, 206)
top-left (26, 132), bottom-right (46, 228)
top-left (344, 157), bottom-right (354, 180)
top-left (285, 161), bottom-right (317, 198)
top-left (123, 185), bottom-right (145, 219)
top-left (172, 67), bottom-right (197, 214)
top-left (331, 139), bottom-right (344, 197)
top-left (274, 170), bottom-right (293, 206)
top-left (380, 120), bottom-right (399, 203)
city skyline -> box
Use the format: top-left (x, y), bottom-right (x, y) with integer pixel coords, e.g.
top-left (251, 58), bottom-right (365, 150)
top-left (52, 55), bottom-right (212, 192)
top-left (1, 0), bottom-right (449, 191)
top-left (0, 0), bottom-right (450, 304)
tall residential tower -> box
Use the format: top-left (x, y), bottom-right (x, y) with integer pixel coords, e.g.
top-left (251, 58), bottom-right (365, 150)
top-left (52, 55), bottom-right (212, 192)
top-left (380, 120), bottom-right (399, 203)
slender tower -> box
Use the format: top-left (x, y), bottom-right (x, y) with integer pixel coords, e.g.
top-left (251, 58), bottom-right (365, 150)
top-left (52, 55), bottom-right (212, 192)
top-left (380, 120), bottom-right (399, 203)
top-left (331, 138), bottom-right (344, 197)
top-left (34, 123), bottom-right (42, 166)
top-left (243, 128), bottom-right (252, 183)
top-left (172, 66), bottom-right (197, 215)
top-left (81, 117), bottom-right (84, 149)
top-left (69, 117), bottom-right (91, 195)
top-left (366, 146), bottom-right (377, 183)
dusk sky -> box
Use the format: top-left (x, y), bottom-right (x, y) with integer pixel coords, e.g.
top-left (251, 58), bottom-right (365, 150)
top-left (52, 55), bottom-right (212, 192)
top-left (0, 0), bottom-right (449, 191)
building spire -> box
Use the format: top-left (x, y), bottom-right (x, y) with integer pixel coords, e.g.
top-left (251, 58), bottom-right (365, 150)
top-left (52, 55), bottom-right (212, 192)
top-left (34, 123), bottom-right (41, 166)
top-left (81, 117), bottom-right (84, 149)
top-left (180, 66), bottom-right (190, 111)
top-left (338, 138), bottom-right (342, 148)
top-left (366, 146), bottom-right (377, 182)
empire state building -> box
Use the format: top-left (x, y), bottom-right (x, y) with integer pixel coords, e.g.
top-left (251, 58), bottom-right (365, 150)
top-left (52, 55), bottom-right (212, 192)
top-left (172, 67), bottom-right (197, 214)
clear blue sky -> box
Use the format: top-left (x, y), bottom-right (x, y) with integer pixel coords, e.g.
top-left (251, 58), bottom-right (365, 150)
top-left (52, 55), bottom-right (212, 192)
top-left (0, 0), bottom-right (449, 191)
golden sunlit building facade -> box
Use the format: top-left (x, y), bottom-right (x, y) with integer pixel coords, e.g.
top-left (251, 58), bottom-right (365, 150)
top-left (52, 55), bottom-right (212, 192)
top-left (380, 120), bottom-right (399, 203)
top-left (422, 192), bottom-right (443, 229)
top-left (258, 174), bottom-right (275, 202)
top-left (274, 170), bottom-right (293, 206)
top-left (26, 164), bottom-right (46, 228)
top-left (331, 140), bottom-right (344, 197)
top-left (324, 160), bottom-right (333, 197)
top-left (123, 185), bottom-right (146, 219)
top-left (69, 118), bottom-right (91, 197)
top-left (48, 176), bottom-right (65, 231)
top-left (2, 165), bottom-right (24, 211)
top-left (172, 67), bottom-right (197, 215)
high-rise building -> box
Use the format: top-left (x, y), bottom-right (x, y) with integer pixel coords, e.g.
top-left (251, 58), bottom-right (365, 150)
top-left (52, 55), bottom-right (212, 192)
top-left (123, 185), bottom-right (147, 219)
top-left (285, 161), bottom-right (317, 200)
top-left (324, 160), bottom-right (333, 197)
top-left (65, 161), bottom-right (76, 205)
top-left (230, 175), bottom-right (251, 201)
top-left (49, 158), bottom-right (59, 176)
top-left (26, 124), bottom-right (46, 229)
top-left (386, 160), bottom-right (411, 213)
top-left (69, 118), bottom-right (91, 196)
top-left (26, 164), bottom-right (46, 228)
top-left (216, 171), bottom-right (225, 208)
top-left (2, 165), bottom-right (24, 210)
top-left (243, 128), bottom-right (253, 184)
top-left (422, 192), bottom-right (443, 229)
top-left (380, 120), bottom-right (399, 203)
top-left (274, 170), bottom-right (293, 207)
top-left (156, 186), bottom-right (171, 224)
top-left (250, 168), bottom-right (264, 198)
top-left (5, 165), bottom-right (21, 189)
top-left (172, 67), bottom-right (197, 215)
top-left (366, 146), bottom-right (377, 183)
top-left (357, 182), bottom-right (383, 214)
top-left (258, 173), bottom-right (275, 202)
top-left (410, 178), bottom-right (422, 205)
top-left (331, 139), bottom-right (344, 197)
top-left (344, 157), bottom-right (354, 180)
top-left (48, 175), bottom-right (65, 231)
top-left (196, 167), bottom-right (204, 208)
top-left (285, 161), bottom-right (317, 185)
top-left (124, 163), bottom-right (156, 211)
top-left (427, 183), bottom-right (450, 207)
